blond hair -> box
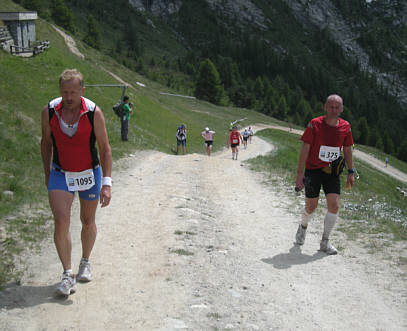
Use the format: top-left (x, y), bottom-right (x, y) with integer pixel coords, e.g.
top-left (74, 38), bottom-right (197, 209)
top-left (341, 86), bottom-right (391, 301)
top-left (59, 69), bottom-right (84, 87)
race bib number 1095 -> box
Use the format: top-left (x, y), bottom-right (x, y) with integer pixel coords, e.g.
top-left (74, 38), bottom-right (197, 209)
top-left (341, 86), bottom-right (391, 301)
top-left (65, 169), bottom-right (95, 192)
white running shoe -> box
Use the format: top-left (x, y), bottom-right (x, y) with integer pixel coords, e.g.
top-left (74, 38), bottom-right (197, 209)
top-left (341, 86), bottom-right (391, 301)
top-left (320, 239), bottom-right (338, 255)
top-left (56, 272), bottom-right (76, 296)
top-left (295, 224), bottom-right (307, 245)
top-left (77, 258), bottom-right (92, 282)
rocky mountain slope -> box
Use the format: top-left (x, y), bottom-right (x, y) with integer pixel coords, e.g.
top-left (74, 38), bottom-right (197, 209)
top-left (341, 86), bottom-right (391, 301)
top-left (128, 0), bottom-right (407, 105)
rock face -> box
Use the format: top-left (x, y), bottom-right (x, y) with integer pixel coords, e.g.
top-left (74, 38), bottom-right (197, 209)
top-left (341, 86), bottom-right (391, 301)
top-left (282, 0), bottom-right (407, 105)
top-left (128, 0), bottom-right (407, 104)
top-left (128, 0), bottom-right (182, 16)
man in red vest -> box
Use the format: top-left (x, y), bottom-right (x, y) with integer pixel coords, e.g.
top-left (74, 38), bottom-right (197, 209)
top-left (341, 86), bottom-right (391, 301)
top-left (41, 69), bottom-right (112, 296)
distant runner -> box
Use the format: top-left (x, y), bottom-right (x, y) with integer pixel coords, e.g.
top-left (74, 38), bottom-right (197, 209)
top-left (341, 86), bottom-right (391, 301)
top-left (242, 129), bottom-right (250, 149)
top-left (176, 124), bottom-right (187, 155)
top-left (294, 94), bottom-right (355, 255)
top-left (201, 127), bottom-right (216, 156)
top-left (229, 126), bottom-right (243, 160)
top-left (248, 126), bottom-right (254, 143)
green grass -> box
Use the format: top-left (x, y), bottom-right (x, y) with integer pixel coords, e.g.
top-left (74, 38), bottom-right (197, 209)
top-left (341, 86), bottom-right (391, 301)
top-left (249, 129), bottom-right (407, 241)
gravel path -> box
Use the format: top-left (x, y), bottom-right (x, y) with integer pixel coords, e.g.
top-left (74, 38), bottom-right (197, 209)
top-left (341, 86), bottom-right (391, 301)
top-left (0, 134), bottom-right (405, 330)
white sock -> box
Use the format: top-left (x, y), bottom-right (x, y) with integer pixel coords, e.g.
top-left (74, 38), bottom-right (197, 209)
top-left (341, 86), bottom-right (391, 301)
top-left (301, 210), bottom-right (312, 228)
top-left (322, 212), bottom-right (338, 240)
top-left (64, 269), bottom-right (73, 275)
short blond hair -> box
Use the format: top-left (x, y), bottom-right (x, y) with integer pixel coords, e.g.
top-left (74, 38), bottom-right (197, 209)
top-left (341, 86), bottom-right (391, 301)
top-left (59, 69), bottom-right (84, 87)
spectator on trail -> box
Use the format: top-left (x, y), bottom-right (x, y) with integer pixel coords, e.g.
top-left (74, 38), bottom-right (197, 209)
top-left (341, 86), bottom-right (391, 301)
top-left (176, 124), bottom-right (187, 155)
top-left (41, 69), bottom-right (112, 296)
top-left (385, 156), bottom-right (389, 167)
top-left (201, 127), bottom-right (216, 156)
top-left (294, 94), bottom-right (355, 255)
top-left (229, 126), bottom-right (243, 160)
top-left (121, 96), bottom-right (133, 141)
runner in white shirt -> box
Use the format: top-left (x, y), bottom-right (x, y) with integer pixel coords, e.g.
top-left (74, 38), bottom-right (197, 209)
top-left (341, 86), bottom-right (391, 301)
top-left (248, 126), bottom-right (253, 144)
top-left (201, 127), bottom-right (216, 156)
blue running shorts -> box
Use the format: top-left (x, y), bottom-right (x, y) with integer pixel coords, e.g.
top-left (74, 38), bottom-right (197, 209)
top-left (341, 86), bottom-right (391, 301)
top-left (48, 164), bottom-right (102, 201)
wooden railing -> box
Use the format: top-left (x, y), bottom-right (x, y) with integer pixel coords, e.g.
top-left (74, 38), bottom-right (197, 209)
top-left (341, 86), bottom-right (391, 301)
top-left (10, 40), bottom-right (50, 55)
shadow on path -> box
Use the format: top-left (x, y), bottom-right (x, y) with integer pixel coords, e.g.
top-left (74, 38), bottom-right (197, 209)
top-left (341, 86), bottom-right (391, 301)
top-left (262, 244), bottom-right (327, 269)
top-left (0, 283), bottom-right (74, 310)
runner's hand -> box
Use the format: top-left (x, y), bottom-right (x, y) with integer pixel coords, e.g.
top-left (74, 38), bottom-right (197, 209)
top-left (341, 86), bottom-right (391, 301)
top-left (100, 186), bottom-right (111, 207)
top-left (295, 174), bottom-right (304, 191)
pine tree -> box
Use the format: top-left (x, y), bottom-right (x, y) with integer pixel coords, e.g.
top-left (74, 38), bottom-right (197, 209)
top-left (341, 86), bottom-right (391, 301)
top-left (195, 58), bottom-right (224, 105)
top-left (274, 96), bottom-right (288, 120)
top-left (83, 15), bottom-right (101, 50)
top-left (397, 139), bottom-right (407, 162)
top-left (51, 0), bottom-right (76, 33)
top-left (357, 117), bottom-right (369, 145)
top-left (382, 131), bottom-right (395, 155)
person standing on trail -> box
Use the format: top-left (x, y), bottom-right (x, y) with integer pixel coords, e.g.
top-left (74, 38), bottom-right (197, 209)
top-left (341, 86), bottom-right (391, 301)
top-left (176, 124), bottom-right (187, 155)
top-left (201, 127), bottom-right (216, 156)
top-left (121, 96), bottom-right (133, 141)
top-left (41, 69), bottom-right (112, 296)
top-left (385, 156), bottom-right (389, 167)
top-left (294, 94), bottom-right (355, 255)
top-left (229, 126), bottom-right (243, 160)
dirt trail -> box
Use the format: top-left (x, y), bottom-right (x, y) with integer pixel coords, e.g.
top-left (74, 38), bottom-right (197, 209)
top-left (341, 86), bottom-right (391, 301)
top-left (1, 133), bottom-right (406, 330)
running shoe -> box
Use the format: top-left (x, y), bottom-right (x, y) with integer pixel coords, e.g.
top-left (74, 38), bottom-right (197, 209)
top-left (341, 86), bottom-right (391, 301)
top-left (320, 239), bottom-right (338, 255)
top-left (56, 272), bottom-right (76, 296)
top-left (77, 258), bottom-right (92, 282)
top-left (295, 224), bottom-right (307, 245)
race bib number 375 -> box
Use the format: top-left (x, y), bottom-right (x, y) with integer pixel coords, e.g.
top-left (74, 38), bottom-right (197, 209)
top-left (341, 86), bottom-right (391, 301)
top-left (65, 168), bottom-right (95, 192)
top-left (319, 145), bottom-right (340, 163)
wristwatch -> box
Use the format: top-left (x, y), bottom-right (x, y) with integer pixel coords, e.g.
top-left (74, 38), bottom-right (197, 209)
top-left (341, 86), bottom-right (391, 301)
top-left (347, 168), bottom-right (355, 174)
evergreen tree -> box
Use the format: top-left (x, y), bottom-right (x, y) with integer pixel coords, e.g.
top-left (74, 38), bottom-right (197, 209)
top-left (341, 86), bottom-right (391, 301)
top-left (83, 15), bottom-right (102, 50)
top-left (51, 0), bottom-right (76, 33)
top-left (375, 136), bottom-right (384, 150)
top-left (368, 127), bottom-right (380, 147)
top-left (195, 58), bottom-right (224, 105)
top-left (397, 139), bottom-right (407, 162)
top-left (254, 77), bottom-right (264, 99)
top-left (274, 96), bottom-right (288, 120)
top-left (382, 131), bottom-right (395, 155)
top-left (303, 108), bottom-right (313, 127)
top-left (295, 99), bottom-right (312, 119)
top-left (23, 0), bottom-right (44, 15)
top-left (357, 117), bottom-right (369, 145)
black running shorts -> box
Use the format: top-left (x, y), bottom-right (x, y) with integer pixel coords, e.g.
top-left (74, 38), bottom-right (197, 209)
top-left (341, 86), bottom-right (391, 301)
top-left (303, 168), bottom-right (340, 198)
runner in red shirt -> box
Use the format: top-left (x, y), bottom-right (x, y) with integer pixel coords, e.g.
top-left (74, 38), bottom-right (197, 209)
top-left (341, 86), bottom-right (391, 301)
top-left (229, 126), bottom-right (243, 160)
top-left (294, 94), bottom-right (355, 255)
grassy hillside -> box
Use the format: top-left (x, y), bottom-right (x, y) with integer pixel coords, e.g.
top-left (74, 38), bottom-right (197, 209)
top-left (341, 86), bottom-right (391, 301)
top-left (0, 2), bottom-right (278, 286)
